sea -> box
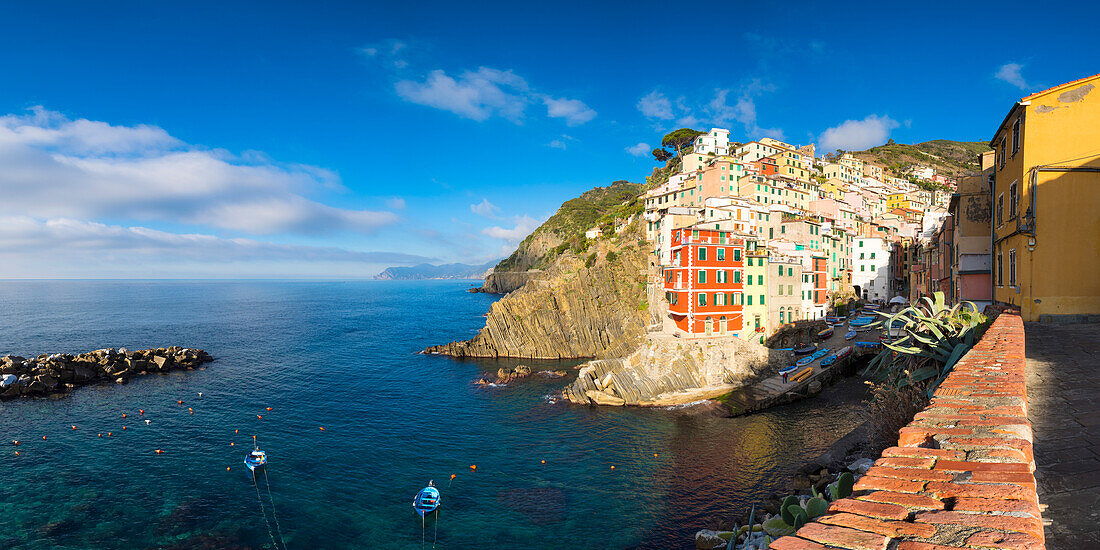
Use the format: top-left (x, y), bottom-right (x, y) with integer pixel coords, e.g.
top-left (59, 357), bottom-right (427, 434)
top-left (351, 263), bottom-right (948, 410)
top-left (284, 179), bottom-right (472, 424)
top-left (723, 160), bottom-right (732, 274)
top-left (0, 280), bottom-right (866, 549)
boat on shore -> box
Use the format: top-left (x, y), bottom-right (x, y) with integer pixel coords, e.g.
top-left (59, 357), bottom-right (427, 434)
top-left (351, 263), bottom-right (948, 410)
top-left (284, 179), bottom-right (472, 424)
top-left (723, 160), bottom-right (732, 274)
top-left (817, 327), bottom-right (834, 340)
top-left (844, 330), bottom-right (857, 340)
top-left (793, 344), bottom-right (816, 355)
top-left (796, 356), bottom-right (814, 367)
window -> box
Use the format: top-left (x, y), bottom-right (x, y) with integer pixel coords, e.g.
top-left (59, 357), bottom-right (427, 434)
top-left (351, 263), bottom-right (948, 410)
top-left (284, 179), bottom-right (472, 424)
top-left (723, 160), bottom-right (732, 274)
top-left (779, 310), bottom-right (785, 323)
top-left (698, 271), bottom-right (707, 284)
top-left (717, 248), bottom-right (725, 261)
top-left (747, 294), bottom-right (753, 305)
top-left (734, 271), bottom-right (742, 283)
top-left (997, 194), bottom-right (1004, 226)
top-left (1009, 249), bottom-right (1017, 287)
top-left (1009, 182), bottom-right (1018, 219)
top-left (699, 247), bottom-right (707, 261)
top-left (778, 266), bottom-right (783, 276)
top-left (699, 293), bottom-right (707, 306)
top-left (758, 275), bottom-right (763, 285)
top-left (788, 268), bottom-right (793, 276)
top-left (760, 295), bottom-right (765, 305)
top-left (870, 252), bottom-right (876, 259)
top-left (778, 285), bottom-right (783, 295)
top-left (747, 258), bottom-right (753, 267)
top-left (734, 249), bottom-right (742, 261)
top-left (858, 240), bottom-right (863, 247)
top-left (715, 293), bottom-right (725, 306)
top-left (788, 285), bottom-right (793, 295)
top-left (1011, 118), bottom-right (1020, 155)
top-left (996, 247), bottom-right (1004, 286)
top-left (718, 270), bottom-right (727, 283)
top-left (860, 253), bottom-right (865, 259)
top-left (999, 137), bottom-right (1006, 169)
top-left (747, 274), bottom-right (753, 286)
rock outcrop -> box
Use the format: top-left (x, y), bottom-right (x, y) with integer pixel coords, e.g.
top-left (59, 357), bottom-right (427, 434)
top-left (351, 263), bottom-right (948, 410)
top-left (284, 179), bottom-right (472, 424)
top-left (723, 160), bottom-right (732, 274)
top-left (0, 347), bottom-right (213, 399)
top-left (426, 222), bottom-right (649, 359)
top-left (562, 336), bottom-right (786, 406)
top-left (472, 270), bottom-right (544, 294)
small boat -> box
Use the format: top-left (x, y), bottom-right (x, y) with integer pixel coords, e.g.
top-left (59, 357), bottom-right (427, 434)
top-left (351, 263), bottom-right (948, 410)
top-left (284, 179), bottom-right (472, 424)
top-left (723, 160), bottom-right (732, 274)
top-left (817, 327), bottom-right (834, 340)
top-left (854, 341), bottom-right (882, 349)
top-left (835, 346), bottom-right (852, 358)
top-left (793, 345), bottom-right (816, 355)
top-left (244, 446), bottom-right (267, 473)
top-left (413, 481), bottom-right (441, 517)
top-left (811, 348), bottom-right (831, 360)
top-left (844, 330), bottom-right (857, 340)
top-left (779, 365), bottom-right (799, 376)
top-left (849, 317), bottom-right (875, 327)
top-left (796, 356), bottom-right (814, 367)
top-left (825, 316), bottom-right (843, 325)
top-left (820, 354), bottom-right (838, 367)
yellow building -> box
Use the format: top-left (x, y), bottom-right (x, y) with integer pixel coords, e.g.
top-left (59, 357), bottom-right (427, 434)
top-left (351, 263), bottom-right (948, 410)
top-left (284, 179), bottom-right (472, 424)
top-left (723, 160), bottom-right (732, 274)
top-left (990, 72), bottom-right (1100, 321)
top-left (886, 192), bottom-right (922, 212)
top-left (743, 251), bottom-right (769, 343)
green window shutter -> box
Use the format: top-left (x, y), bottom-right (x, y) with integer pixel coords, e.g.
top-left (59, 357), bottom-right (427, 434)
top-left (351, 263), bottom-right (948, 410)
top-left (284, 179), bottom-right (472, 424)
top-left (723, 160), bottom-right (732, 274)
top-left (747, 295), bottom-right (753, 305)
top-left (734, 249), bottom-right (742, 261)
top-left (758, 275), bottom-right (763, 285)
top-left (699, 248), bottom-right (707, 261)
top-left (761, 295), bottom-right (765, 305)
top-left (718, 248), bottom-right (725, 261)
top-left (699, 270), bottom-right (707, 283)
top-left (734, 271), bottom-right (741, 283)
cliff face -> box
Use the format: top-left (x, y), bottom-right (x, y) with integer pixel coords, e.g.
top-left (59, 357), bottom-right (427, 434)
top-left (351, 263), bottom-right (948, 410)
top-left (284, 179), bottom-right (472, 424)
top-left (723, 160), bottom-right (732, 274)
top-left (425, 222), bottom-right (649, 359)
top-left (561, 336), bottom-right (784, 406)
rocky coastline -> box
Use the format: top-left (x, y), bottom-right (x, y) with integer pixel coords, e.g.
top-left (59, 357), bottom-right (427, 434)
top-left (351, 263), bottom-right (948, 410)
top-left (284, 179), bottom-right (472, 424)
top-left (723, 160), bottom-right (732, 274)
top-left (0, 347), bottom-right (213, 399)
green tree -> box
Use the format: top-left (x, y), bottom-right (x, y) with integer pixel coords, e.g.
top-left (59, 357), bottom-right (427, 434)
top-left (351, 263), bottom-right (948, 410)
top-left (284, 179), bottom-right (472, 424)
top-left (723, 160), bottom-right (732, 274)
top-left (651, 148), bottom-right (672, 162)
top-left (660, 128), bottom-right (705, 156)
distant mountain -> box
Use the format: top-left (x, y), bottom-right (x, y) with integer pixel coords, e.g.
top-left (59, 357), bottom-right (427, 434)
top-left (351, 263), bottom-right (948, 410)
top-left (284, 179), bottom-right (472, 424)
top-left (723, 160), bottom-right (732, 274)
top-left (373, 261), bottom-right (497, 281)
top-left (844, 139), bottom-right (991, 178)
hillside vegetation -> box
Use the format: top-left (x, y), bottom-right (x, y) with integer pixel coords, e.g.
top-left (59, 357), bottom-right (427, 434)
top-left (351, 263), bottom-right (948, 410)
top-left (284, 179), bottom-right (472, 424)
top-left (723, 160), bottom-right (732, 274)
top-left (845, 139), bottom-right (990, 178)
top-left (493, 180), bottom-right (646, 273)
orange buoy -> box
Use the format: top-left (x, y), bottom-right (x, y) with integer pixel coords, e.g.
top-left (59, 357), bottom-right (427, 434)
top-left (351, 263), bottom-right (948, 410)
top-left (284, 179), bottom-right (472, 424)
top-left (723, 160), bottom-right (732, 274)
top-left (450, 474), bottom-right (456, 480)
top-left (227, 467), bottom-right (231, 471)
top-left (14, 451), bottom-right (18, 456)
top-left (319, 427), bottom-right (325, 431)
top-left (257, 415), bottom-right (262, 419)
top-left (234, 429), bottom-right (239, 434)
top-left (266, 407), bottom-right (272, 411)
top-left (71, 425), bottom-right (77, 430)
top-left (139, 409), bottom-right (144, 415)
top-left (470, 464), bottom-right (477, 471)
top-left (155, 449), bottom-right (164, 454)
top-left (610, 466), bottom-right (615, 470)
top-left (107, 432), bottom-right (112, 437)
top-left (12, 441), bottom-right (18, 446)
top-left (42, 436), bottom-right (47, 440)
top-left (122, 413), bottom-right (127, 418)
top-left (541, 460), bottom-right (546, 464)
top-left (177, 400), bottom-right (183, 405)
top-left (98, 434), bottom-right (102, 437)
top-left (654, 453), bottom-right (658, 458)
top-left (122, 426), bottom-right (127, 430)
top-left (230, 442), bottom-right (235, 446)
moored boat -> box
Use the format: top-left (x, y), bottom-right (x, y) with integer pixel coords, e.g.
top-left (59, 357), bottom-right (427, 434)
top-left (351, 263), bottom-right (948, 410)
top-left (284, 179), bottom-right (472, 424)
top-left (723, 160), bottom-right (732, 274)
top-left (413, 482), bottom-right (441, 517)
top-left (844, 330), bottom-right (857, 340)
top-left (796, 356), bottom-right (814, 367)
top-left (244, 437), bottom-right (267, 474)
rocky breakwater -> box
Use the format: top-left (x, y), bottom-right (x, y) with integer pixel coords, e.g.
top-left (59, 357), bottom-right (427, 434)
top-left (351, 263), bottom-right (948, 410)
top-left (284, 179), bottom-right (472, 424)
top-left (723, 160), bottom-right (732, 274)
top-left (562, 335), bottom-right (786, 406)
top-left (426, 223), bottom-right (649, 360)
top-left (0, 347), bottom-right (213, 399)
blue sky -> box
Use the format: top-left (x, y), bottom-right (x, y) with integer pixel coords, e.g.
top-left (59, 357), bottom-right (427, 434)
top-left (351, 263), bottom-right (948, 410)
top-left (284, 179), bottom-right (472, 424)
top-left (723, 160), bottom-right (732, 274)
top-left (0, 1), bottom-right (1095, 277)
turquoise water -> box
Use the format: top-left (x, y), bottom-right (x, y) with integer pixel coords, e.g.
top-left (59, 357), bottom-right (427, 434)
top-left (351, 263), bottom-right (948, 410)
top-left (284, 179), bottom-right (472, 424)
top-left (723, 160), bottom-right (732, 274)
top-left (0, 280), bottom-right (865, 549)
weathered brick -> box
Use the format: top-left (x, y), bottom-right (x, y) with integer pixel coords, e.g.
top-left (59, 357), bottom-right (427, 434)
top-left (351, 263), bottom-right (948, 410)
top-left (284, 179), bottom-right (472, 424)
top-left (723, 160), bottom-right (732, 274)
top-left (874, 456), bottom-right (935, 469)
top-left (954, 497), bottom-right (1041, 518)
top-left (857, 491), bottom-right (945, 511)
top-left (898, 427), bottom-right (973, 447)
top-left (895, 542), bottom-right (967, 550)
top-left (768, 536), bottom-right (830, 550)
top-left (817, 512), bottom-right (936, 538)
top-left (924, 481), bottom-right (1037, 502)
top-left (794, 522), bottom-right (889, 550)
top-left (964, 530), bottom-right (1044, 550)
top-left (913, 510), bottom-right (1044, 539)
top-left (969, 471), bottom-right (1037, 487)
top-left (864, 466), bottom-right (953, 482)
top-left (853, 475), bottom-right (925, 494)
top-left (826, 498), bottom-right (910, 521)
top-left (932, 460), bottom-right (1031, 472)
top-left (881, 447), bottom-right (964, 460)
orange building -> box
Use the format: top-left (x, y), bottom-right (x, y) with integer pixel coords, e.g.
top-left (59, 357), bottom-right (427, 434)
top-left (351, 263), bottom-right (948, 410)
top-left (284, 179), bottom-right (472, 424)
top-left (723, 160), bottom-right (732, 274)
top-left (663, 224), bottom-right (750, 337)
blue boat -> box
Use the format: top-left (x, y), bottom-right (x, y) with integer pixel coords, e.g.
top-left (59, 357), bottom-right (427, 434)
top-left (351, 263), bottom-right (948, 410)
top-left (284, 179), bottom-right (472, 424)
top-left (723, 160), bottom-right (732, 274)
top-left (413, 482), bottom-right (441, 517)
top-left (244, 437), bottom-right (267, 476)
top-left (854, 341), bottom-right (882, 349)
top-left (793, 345), bottom-right (816, 355)
top-left (849, 316), bottom-right (875, 327)
top-left (844, 330), bottom-right (857, 340)
top-left (796, 356), bottom-right (814, 367)
top-left (811, 348), bottom-right (831, 360)
top-left (821, 354), bottom-right (838, 367)
top-left (817, 327), bottom-right (834, 340)
top-left (779, 365), bottom-right (799, 376)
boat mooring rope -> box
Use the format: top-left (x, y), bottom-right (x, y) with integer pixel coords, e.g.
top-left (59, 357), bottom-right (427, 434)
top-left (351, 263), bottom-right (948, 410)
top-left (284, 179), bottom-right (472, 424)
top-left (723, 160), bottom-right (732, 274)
top-left (263, 468), bottom-right (288, 550)
top-left (253, 473), bottom-right (279, 550)
top-left (433, 509), bottom-right (439, 549)
top-left (421, 513), bottom-right (426, 550)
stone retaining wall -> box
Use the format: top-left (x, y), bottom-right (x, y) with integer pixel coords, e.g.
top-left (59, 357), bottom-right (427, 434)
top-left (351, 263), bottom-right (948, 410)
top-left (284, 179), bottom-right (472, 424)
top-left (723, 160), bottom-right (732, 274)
top-left (771, 312), bottom-right (1044, 550)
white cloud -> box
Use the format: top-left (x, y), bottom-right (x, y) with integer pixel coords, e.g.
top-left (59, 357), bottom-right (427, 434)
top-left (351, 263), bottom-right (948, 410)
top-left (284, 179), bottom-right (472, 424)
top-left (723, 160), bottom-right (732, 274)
top-left (548, 139), bottom-right (567, 149)
top-left (395, 67), bottom-right (529, 122)
top-left (481, 215), bottom-right (540, 243)
top-left (0, 107), bottom-right (400, 235)
top-left (708, 81), bottom-right (784, 139)
top-left (637, 91), bottom-right (674, 120)
top-left (470, 198), bottom-right (502, 218)
top-left (386, 197), bottom-right (406, 209)
top-left (358, 47), bottom-right (378, 57)
top-left (818, 114), bottom-right (900, 152)
top-left (394, 66), bottom-right (594, 126)
top-left (0, 216), bottom-right (433, 278)
top-left (542, 96), bottom-right (596, 125)
top-left (626, 142), bottom-right (651, 157)
top-left (995, 63), bottom-right (1031, 90)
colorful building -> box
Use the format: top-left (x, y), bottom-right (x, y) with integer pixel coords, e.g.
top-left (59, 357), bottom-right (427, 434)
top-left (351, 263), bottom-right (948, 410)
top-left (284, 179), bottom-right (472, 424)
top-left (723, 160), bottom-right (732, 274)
top-left (989, 72), bottom-right (1100, 321)
top-left (664, 224), bottom-right (749, 337)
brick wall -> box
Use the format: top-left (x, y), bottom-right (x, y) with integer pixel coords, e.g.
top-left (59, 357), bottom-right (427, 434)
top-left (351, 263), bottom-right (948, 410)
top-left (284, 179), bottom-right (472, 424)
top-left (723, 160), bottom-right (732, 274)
top-left (771, 313), bottom-right (1044, 550)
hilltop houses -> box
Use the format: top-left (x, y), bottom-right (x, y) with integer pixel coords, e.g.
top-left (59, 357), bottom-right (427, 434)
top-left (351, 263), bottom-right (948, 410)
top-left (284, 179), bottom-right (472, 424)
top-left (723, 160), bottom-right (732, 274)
top-left (644, 126), bottom-right (967, 340)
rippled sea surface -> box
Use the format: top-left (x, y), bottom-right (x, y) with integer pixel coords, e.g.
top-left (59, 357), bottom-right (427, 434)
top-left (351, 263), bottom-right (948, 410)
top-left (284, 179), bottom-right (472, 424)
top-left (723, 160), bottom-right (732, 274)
top-left (0, 280), bottom-right (866, 549)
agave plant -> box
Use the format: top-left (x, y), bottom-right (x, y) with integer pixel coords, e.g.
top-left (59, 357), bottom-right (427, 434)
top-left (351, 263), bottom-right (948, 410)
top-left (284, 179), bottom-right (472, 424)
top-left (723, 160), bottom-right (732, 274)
top-left (861, 292), bottom-right (987, 397)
